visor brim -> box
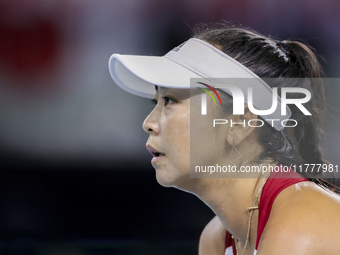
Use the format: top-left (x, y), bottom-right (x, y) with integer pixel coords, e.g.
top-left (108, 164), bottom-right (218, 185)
top-left (108, 54), bottom-right (201, 98)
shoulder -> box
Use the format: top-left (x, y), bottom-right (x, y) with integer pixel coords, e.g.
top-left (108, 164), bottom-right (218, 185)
top-left (199, 216), bottom-right (226, 255)
top-left (257, 181), bottom-right (340, 254)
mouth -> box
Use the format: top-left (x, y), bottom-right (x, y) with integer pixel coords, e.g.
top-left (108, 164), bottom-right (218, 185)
top-left (146, 144), bottom-right (165, 158)
top-left (151, 151), bottom-right (165, 157)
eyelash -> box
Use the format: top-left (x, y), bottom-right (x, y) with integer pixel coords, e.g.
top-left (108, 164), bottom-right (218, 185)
top-left (150, 96), bottom-right (177, 106)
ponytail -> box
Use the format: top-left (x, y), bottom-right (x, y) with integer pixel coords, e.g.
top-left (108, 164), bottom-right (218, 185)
top-left (283, 41), bottom-right (339, 192)
top-left (283, 41), bottom-right (327, 166)
top-left (283, 41), bottom-right (323, 78)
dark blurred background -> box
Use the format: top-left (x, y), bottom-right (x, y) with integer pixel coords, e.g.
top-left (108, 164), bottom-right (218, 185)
top-left (0, 0), bottom-right (339, 254)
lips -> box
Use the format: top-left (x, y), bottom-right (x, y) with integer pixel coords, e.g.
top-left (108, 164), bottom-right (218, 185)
top-left (146, 144), bottom-right (165, 157)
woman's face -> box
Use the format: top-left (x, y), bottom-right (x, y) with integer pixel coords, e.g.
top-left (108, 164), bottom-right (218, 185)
top-left (143, 87), bottom-right (229, 190)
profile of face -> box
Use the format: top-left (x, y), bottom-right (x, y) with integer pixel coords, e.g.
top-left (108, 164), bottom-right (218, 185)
top-left (143, 87), bottom-right (231, 190)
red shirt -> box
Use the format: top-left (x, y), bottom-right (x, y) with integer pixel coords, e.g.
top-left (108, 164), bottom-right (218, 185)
top-left (224, 170), bottom-right (308, 254)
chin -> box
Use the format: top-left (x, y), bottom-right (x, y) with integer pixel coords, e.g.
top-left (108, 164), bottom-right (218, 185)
top-left (154, 167), bottom-right (192, 191)
top-left (154, 170), bottom-right (176, 188)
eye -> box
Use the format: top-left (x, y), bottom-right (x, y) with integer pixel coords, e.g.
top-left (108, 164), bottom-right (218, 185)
top-left (163, 96), bottom-right (177, 106)
top-left (150, 96), bottom-right (177, 106)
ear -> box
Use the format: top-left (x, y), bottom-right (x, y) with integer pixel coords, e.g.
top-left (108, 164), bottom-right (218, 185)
top-left (226, 105), bottom-right (258, 146)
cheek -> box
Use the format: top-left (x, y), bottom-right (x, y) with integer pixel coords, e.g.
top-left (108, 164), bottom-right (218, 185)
top-left (162, 112), bottom-right (191, 165)
top-left (190, 104), bottom-right (226, 166)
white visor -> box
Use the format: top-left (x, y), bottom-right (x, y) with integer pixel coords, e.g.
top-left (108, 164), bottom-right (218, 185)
top-left (108, 38), bottom-right (291, 131)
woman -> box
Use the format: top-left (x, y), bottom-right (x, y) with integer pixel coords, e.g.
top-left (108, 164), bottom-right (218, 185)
top-left (108, 25), bottom-right (340, 254)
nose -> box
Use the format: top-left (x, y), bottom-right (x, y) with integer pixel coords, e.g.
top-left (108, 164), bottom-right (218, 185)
top-left (142, 107), bottom-right (160, 135)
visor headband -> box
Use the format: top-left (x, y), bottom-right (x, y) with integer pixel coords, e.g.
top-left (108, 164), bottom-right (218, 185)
top-left (165, 38), bottom-right (292, 131)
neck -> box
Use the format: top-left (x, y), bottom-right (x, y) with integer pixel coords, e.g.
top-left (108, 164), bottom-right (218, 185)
top-left (192, 173), bottom-right (268, 247)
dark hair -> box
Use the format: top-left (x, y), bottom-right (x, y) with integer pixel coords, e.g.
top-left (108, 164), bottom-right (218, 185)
top-left (193, 24), bottom-right (339, 192)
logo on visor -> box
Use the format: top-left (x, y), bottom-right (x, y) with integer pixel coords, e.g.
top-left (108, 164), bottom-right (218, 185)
top-left (172, 42), bottom-right (186, 52)
top-left (197, 82), bottom-right (222, 115)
